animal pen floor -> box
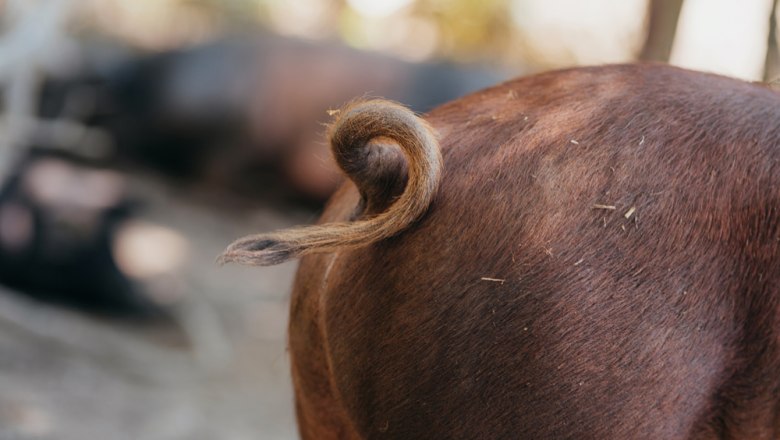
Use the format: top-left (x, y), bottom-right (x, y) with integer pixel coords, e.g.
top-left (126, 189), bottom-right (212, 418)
top-left (0, 173), bottom-right (308, 440)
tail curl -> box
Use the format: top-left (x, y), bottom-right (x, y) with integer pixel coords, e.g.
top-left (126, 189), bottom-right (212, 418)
top-left (219, 99), bottom-right (442, 266)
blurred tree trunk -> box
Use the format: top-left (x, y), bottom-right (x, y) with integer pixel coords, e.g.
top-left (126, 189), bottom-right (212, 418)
top-left (639, 0), bottom-right (684, 62)
top-left (764, 0), bottom-right (779, 81)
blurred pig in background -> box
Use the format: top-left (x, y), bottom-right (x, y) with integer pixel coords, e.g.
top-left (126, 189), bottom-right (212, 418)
top-left (0, 148), bottom-right (155, 315)
top-left (39, 34), bottom-right (506, 203)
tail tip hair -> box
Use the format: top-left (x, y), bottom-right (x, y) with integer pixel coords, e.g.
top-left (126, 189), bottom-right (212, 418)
top-left (218, 237), bottom-right (296, 267)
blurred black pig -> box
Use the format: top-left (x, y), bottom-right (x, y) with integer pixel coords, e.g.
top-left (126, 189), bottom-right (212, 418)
top-left (39, 33), bottom-right (507, 202)
top-left (0, 149), bottom-right (164, 317)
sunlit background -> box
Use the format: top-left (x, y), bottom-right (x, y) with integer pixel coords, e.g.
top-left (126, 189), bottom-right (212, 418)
top-left (0, 0), bottom-right (776, 439)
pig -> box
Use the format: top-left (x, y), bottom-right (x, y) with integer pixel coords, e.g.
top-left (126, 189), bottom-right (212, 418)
top-left (222, 64), bottom-right (780, 439)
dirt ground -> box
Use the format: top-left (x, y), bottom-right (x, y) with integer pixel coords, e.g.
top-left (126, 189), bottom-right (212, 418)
top-left (0, 173), bottom-right (315, 440)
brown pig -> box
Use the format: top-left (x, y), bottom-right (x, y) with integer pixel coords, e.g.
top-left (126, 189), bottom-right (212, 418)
top-left (222, 64), bottom-right (780, 439)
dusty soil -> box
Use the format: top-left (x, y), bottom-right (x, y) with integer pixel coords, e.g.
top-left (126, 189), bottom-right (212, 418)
top-left (0, 173), bottom-right (314, 440)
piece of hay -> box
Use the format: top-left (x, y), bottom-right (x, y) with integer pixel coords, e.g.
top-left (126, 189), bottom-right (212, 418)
top-left (481, 277), bottom-right (506, 284)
